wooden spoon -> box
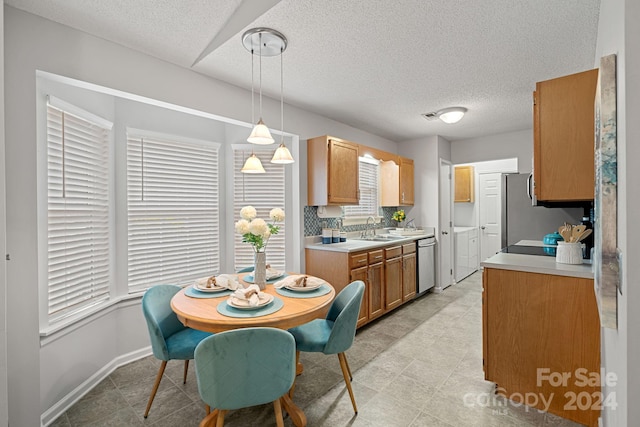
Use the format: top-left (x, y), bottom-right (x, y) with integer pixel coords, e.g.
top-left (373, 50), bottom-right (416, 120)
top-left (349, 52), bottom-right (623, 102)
top-left (576, 228), bottom-right (592, 242)
top-left (571, 225), bottom-right (586, 242)
top-left (558, 225), bottom-right (572, 242)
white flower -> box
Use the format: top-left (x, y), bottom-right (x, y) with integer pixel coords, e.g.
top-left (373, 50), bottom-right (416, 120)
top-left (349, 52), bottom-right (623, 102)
top-left (249, 218), bottom-right (268, 237)
top-left (235, 219), bottom-right (250, 235)
top-left (264, 229), bottom-right (271, 239)
top-left (240, 206), bottom-right (257, 220)
top-left (269, 208), bottom-right (285, 222)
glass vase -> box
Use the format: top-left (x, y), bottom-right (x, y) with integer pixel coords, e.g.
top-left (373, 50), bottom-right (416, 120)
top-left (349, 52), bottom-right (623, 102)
top-left (253, 251), bottom-right (267, 290)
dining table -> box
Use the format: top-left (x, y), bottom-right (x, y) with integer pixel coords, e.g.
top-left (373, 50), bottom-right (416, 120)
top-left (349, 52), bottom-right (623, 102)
top-left (170, 272), bottom-right (335, 427)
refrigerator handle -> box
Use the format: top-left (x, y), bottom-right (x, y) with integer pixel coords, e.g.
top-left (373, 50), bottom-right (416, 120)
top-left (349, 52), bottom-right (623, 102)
top-left (527, 173), bottom-right (538, 206)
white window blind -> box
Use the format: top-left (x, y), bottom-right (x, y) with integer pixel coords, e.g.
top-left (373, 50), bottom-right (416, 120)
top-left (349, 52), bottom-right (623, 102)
top-left (127, 133), bottom-right (220, 292)
top-left (46, 103), bottom-right (111, 321)
top-left (233, 149), bottom-right (286, 271)
top-left (343, 158), bottom-right (380, 217)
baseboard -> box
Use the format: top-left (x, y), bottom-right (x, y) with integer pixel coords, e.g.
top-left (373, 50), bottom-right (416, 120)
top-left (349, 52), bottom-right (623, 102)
top-left (40, 346), bottom-right (152, 426)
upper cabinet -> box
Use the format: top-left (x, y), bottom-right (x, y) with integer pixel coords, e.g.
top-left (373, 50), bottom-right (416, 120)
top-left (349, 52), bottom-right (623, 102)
top-left (533, 69), bottom-right (598, 202)
top-left (454, 165), bottom-right (474, 203)
top-left (307, 135), bottom-right (360, 206)
top-left (381, 156), bottom-right (414, 206)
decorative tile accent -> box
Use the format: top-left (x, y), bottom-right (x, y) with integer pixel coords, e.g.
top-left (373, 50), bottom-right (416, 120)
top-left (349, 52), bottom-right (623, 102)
top-left (304, 206), bottom-right (399, 236)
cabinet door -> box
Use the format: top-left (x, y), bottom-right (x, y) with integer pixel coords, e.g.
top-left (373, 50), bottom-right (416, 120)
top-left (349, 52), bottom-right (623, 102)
top-left (368, 262), bottom-right (385, 320)
top-left (533, 69), bottom-right (597, 202)
top-left (402, 252), bottom-right (416, 301)
top-left (455, 231), bottom-right (469, 282)
top-left (351, 266), bottom-right (369, 327)
top-left (328, 139), bottom-right (359, 204)
top-left (399, 157), bottom-right (414, 205)
top-left (384, 256), bottom-right (403, 310)
top-left (454, 166), bottom-right (474, 203)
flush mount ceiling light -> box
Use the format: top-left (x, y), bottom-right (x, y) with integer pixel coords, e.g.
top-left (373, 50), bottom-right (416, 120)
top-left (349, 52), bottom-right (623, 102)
top-left (422, 107), bottom-right (468, 124)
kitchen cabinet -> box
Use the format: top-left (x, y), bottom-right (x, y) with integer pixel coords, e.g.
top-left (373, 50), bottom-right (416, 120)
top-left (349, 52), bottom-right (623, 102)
top-left (402, 243), bottom-right (416, 301)
top-left (482, 267), bottom-right (600, 426)
top-left (305, 240), bottom-right (419, 328)
top-left (381, 156), bottom-right (415, 206)
top-left (384, 246), bottom-right (403, 310)
top-left (307, 135), bottom-right (359, 206)
top-left (454, 165), bottom-right (474, 203)
top-left (533, 69), bottom-right (598, 202)
top-left (454, 227), bottom-right (478, 282)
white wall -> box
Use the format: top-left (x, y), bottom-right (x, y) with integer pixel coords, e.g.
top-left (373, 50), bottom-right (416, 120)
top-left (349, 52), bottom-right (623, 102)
top-left (595, 1), bottom-right (640, 426)
top-left (451, 129), bottom-right (533, 173)
top-left (0, 3), bottom-right (8, 426)
top-left (4, 6), bottom-right (398, 426)
top-left (453, 158), bottom-right (519, 226)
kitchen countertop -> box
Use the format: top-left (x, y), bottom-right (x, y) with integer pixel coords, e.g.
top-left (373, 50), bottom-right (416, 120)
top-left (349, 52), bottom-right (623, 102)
top-left (305, 228), bottom-right (434, 253)
top-left (481, 240), bottom-right (593, 279)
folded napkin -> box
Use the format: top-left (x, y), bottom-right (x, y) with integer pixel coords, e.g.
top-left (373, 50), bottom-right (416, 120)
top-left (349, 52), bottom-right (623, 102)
top-left (274, 275), bottom-right (323, 289)
top-left (265, 267), bottom-right (283, 280)
top-left (230, 284), bottom-right (262, 306)
top-left (194, 274), bottom-right (240, 290)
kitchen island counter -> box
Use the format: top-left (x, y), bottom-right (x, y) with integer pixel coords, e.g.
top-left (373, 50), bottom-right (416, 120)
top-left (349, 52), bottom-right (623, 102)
top-left (481, 248), bottom-right (593, 279)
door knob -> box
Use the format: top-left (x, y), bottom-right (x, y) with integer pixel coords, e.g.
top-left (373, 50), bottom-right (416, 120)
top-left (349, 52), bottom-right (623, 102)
top-left (442, 230), bottom-right (449, 235)
top-left (481, 226), bottom-right (486, 230)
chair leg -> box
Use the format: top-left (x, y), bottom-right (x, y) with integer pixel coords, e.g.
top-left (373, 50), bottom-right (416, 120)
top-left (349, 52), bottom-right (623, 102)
top-left (199, 409), bottom-right (220, 427)
top-left (344, 353), bottom-right (353, 381)
top-left (144, 360), bottom-right (167, 418)
top-left (273, 398), bottom-right (285, 427)
top-left (289, 350), bottom-right (301, 398)
top-left (215, 409), bottom-right (227, 427)
top-left (183, 360), bottom-right (189, 384)
top-left (337, 353), bottom-right (358, 414)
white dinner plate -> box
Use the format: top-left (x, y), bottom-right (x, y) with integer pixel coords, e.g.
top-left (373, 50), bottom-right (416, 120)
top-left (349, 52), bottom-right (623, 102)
top-left (227, 293), bottom-right (274, 310)
top-left (194, 283), bottom-right (227, 293)
top-left (285, 281), bottom-right (323, 292)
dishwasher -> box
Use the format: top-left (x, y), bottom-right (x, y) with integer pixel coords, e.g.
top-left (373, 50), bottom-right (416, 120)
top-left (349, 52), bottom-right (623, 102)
top-left (417, 237), bottom-right (436, 295)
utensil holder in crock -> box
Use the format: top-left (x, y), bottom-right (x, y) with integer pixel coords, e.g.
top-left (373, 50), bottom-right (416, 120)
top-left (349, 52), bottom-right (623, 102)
top-left (555, 242), bottom-right (583, 264)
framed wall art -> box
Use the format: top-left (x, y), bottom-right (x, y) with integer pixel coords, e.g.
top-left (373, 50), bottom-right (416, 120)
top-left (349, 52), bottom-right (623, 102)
top-left (594, 53), bottom-right (619, 329)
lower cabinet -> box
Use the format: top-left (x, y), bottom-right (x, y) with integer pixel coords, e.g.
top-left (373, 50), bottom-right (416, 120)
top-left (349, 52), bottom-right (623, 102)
top-left (483, 267), bottom-right (600, 427)
top-left (305, 241), bottom-right (418, 329)
top-left (402, 244), bottom-right (417, 301)
top-left (455, 227), bottom-right (478, 282)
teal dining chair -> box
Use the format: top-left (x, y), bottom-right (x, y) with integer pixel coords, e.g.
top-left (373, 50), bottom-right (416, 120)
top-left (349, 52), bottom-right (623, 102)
top-left (194, 327), bottom-right (296, 427)
top-left (141, 284), bottom-right (212, 418)
top-left (288, 280), bottom-right (365, 414)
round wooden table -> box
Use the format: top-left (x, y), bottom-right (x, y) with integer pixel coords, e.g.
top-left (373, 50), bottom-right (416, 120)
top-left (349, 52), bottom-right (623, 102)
top-left (171, 273), bottom-right (335, 333)
top-left (170, 273), bottom-right (335, 427)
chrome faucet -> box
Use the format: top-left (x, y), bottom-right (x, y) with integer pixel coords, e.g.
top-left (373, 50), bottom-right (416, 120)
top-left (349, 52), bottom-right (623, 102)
top-left (366, 216), bottom-right (376, 238)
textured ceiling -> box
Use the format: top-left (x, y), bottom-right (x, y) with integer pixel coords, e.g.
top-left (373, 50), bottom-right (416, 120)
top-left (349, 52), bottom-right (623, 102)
top-left (6, 0), bottom-right (601, 142)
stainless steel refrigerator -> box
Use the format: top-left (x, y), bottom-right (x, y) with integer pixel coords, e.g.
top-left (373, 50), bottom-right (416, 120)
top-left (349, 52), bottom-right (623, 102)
top-left (501, 173), bottom-right (585, 247)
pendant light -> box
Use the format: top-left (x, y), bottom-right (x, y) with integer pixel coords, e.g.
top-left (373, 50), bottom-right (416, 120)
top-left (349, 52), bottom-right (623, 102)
top-left (241, 28), bottom-right (292, 172)
top-left (271, 42), bottom-right (294, 164)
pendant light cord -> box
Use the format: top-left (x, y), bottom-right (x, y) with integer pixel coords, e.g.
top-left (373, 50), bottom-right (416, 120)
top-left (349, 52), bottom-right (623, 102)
top-left (259, 32), bottom-right (263, 120)
top-left (251, 46), bottom-right (255, 125)
top-left (280, 46), bottom-right (284, 143)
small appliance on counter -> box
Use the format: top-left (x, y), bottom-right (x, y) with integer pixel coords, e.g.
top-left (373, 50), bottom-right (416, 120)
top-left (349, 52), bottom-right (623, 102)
top-left (542, 231), bottom-right (564, 256)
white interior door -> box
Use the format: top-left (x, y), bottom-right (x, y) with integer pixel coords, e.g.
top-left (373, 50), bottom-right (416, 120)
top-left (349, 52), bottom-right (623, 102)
top-left (479, 173), bottom-right (502, 261)
top-left (438, 159), bottom-right (454, 291)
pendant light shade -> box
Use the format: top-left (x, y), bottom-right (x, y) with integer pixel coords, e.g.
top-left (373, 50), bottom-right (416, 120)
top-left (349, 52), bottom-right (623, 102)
top-left (271, 143), bottom-right (294, 164)
top-left (241, 153), bottom-right (266, 173)
top-left (247, 119), bottom-right (274, 145)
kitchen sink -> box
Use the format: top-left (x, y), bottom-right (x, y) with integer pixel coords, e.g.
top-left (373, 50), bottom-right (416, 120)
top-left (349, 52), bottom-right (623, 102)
top-left (356, 235), bottom-right (405, 242)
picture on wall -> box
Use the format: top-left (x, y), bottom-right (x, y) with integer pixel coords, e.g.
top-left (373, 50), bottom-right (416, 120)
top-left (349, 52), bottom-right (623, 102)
top-left (594, 53), bottom-right (619, 329)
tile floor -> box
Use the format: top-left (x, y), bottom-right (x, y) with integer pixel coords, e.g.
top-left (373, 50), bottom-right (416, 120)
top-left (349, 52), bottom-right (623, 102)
top-left (50, 272), bottom-right (583, 426)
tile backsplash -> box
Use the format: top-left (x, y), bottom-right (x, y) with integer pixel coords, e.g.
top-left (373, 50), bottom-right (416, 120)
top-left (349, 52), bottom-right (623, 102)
top-left (304, 206), bottom-right (399, 236)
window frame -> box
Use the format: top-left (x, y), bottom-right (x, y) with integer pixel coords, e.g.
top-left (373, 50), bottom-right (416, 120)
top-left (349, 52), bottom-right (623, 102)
top-left (342, 156), bottom-right (382, 225)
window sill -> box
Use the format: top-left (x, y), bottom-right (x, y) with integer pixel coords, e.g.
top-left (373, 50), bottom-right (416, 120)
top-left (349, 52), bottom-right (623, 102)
top-left (342, 216), bottom-right (382, 227)
top-left (40, 292), bottom-right (145, 346)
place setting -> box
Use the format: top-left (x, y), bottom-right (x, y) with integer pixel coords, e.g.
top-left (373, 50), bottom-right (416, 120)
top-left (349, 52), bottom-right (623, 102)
top-left (185, 274), bottom-right (241, 298)
top-left (243, 266), bottom-right (287, 284)
top-left (274, 274), bottom-right (332, 298)
top-left (217, 284), bottom-right (284, 318)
